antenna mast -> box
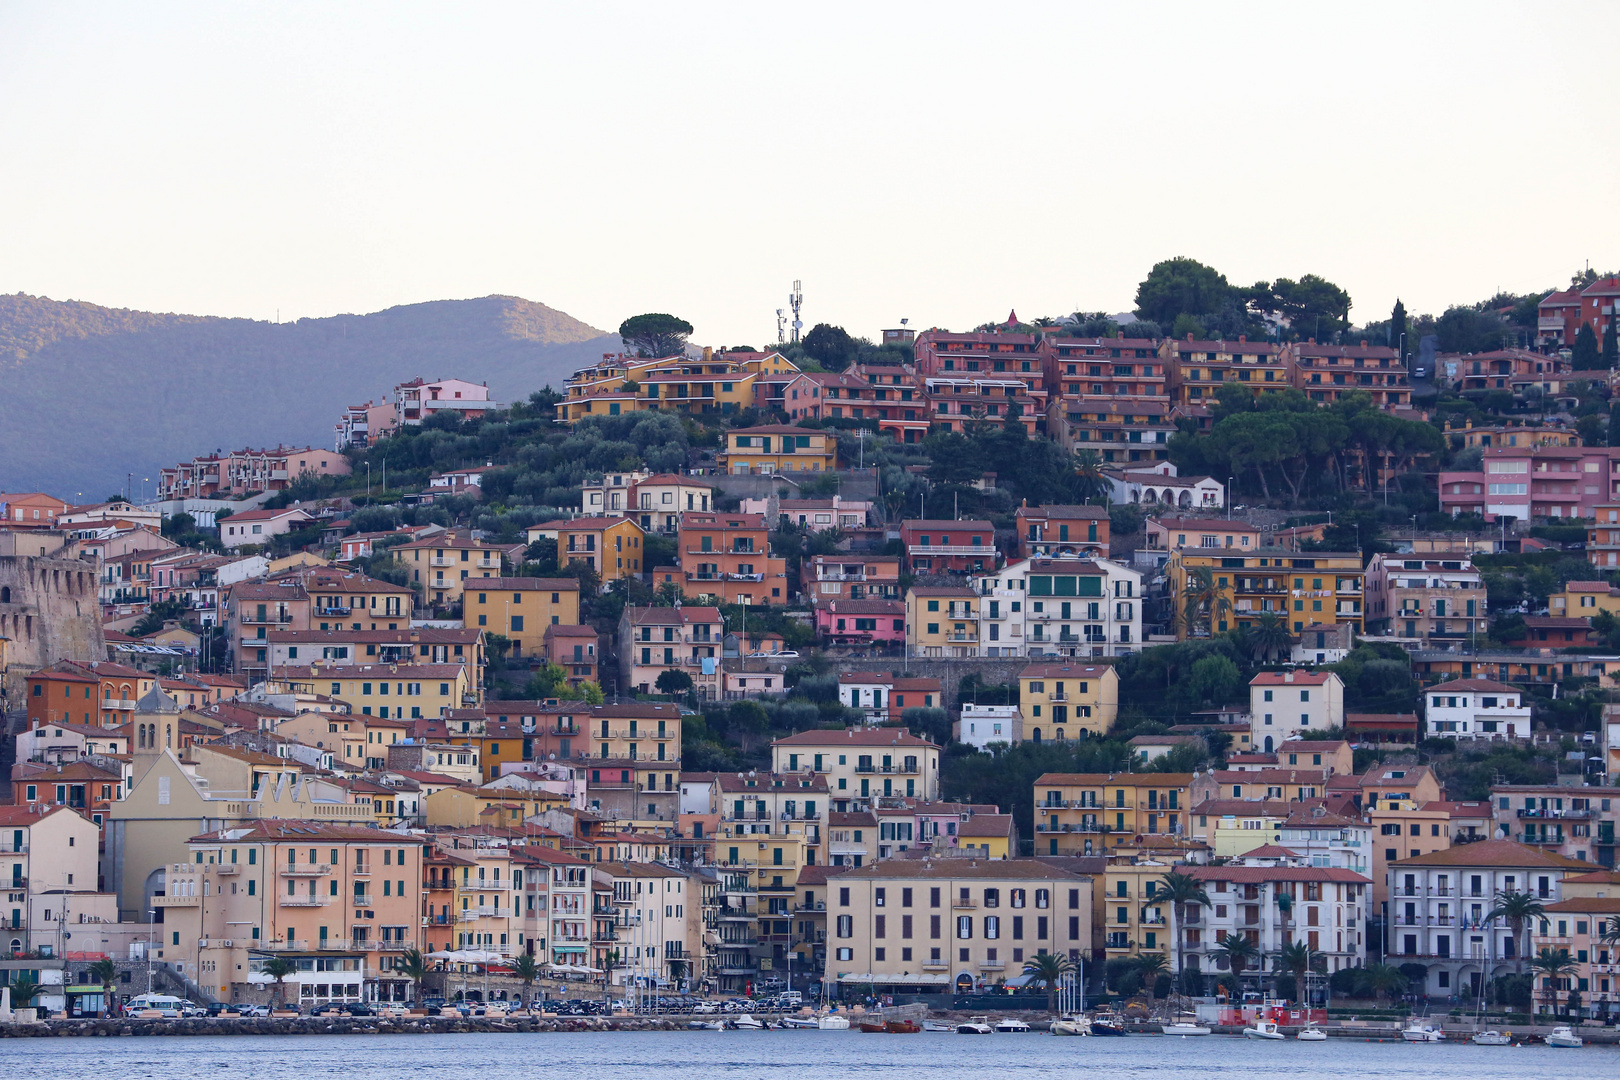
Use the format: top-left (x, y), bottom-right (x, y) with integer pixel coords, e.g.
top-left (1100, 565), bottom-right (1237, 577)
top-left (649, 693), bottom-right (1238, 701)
top-left (790, 280), bottom-right (803, 345)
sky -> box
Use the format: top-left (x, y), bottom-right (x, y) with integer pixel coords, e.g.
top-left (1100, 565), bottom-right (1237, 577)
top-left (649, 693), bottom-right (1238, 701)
top-left (1, 2), bottom-right (1617, 346)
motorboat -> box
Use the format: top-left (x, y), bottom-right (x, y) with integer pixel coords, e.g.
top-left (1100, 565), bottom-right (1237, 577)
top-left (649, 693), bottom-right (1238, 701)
top-left (1243, 1019), bottom-right (1285, 1040)
top-left (1050, 1015), bottom-right (1091, 1036)
top-left (858, 1021), bottom-right (888, 1033)
top-left (884, 1019), bottom-right (922, 1033)
top-left (817, 1015), bottom-right (851, 1030)
top-left (1162, 1020), bottom-right (1212, 1036)
top-left (780, 1016), bottom-right (819, 1029)
top-left (956, 1016), bottom-right (994, 1034)
top-left (922, 1019), bottom-right (954, 1032)
top-left (1400, 1019), bottom-right (1445, 1043)
top-left (688, 1020), bottom-right (724, 1030)
top-left (995, 1018), bottom-right (1031, 1033)
top-left (1088, 1010), bottom-right (1126, 1036)
top-left (1296, 1022), bottom-right (1327, 1041)
top-left (1470, 1029), bottom-right (1511, 1046)
top-left (1545, 1025), bottom-right (1583, 1048)
top-left (731, 1014), bottom-right (764, 1030)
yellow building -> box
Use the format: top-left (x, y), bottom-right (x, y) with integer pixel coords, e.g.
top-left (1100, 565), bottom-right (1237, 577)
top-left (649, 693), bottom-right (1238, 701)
top-left (957, 813), bottom-right (1015, 859)
top-left (395, 530), bottom-right (511, 606)
top-left (1101, 855), bottom-right (1176, 962)
top-left (273, 661), bottom-right (478, 718)
top-left (905, 586), bottom-right (979, 657)
top-left (467, 577), bottom-right (582, 659)
top-left (1550, 580), bottom-right (1620, 617)
top-left (1187, 798), bottom-right (1293, 858)
top-left (554, 517), bottom-right (646, 582)
top-left (1018, 662), bottom-right (1119, 739)
top-left (422, 783), bottom-right (571, 828)
top-left (1167, 545), bottom-right (1364, 637)
top-left (720, 425), bottom-right (837, 475)
top-left (1033, 772), bottom-right (1194, 856)
top-left (556, 350), bottom-right (799, 424)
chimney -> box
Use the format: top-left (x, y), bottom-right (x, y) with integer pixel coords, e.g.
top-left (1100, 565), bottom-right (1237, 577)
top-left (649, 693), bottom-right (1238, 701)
top-left (702, 346), bottom-right (713, 363)
top-left (1307, 338), bottom-right (1316, 345)
top-left (1116, 330), bottom-right (1125, 339)
top-left (1360, 340), bottom-right (1369, 348)
top-left (1238, 334), bottom-right (1247, 343)
top-left (1186, 332), bottom-right (1194, 342)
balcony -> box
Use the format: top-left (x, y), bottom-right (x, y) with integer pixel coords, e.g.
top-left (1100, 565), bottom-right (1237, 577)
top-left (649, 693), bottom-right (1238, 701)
top-left (153, 893), bottom-right (199, 908)
top-left (952, 900), bottom-right (977, 910)
top-left (280, 896), bottom-right (332, 907)
top-left (907, 545), bottom-right (993, 556)
top-left (280, 864), bottom-right (335, 877)
top-left (351, 894), bottom-right (375, 908)
top-left (1516, 808), bottom-right (1592, 820)
top-left (239, 613), bottom-right (294, 625)
top-left (257, 939), bottom-right (310, 952)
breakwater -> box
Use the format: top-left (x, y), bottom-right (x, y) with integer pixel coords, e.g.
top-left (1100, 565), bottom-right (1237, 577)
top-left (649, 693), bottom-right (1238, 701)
top-left (0, 1014), bottom-right (698, 1038)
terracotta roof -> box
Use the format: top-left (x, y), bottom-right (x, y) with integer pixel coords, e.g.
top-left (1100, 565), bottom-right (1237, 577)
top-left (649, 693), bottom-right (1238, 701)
top-left (1150, 517), bottom-right (1260, 532)
top-left (1037, 772), bottom-right (1194, 786)
top-left (957, 814), bottom-right (1014, 838)
top-left (1190, 798), bottom-right (1294, 817)
top-left (1427, 678), bottom-right (1520, 693)
top-left (190, 820), bottom-right (410, 843)
top-left (1016, 504), bottom-right (1108, 521)
top-left (1390, 838), bottom-right (1589, 870)
top-left (774, 728), bottom-right (938, 749)
top-left (1020, 663), bottom-right (1112, 680)
top-left (795, 865), bottom-right (851, 886)
top-left (1191, 865), bottom-right (1369, 884)
top-left (1239, 844), bottom-right (1303, 859)
top-left (467, 577), bottom-right (580, 591)
top-left (834, 857), bottom-right (1088, 882)
top-left (823, 600), bottom-right (905, 614)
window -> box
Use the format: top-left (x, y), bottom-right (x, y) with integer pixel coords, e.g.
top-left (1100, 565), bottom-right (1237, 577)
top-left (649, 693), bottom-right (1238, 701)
top-left (836, 915), bottom-right (852, 938)
top-left (956, 916), bottom-right (972, 939)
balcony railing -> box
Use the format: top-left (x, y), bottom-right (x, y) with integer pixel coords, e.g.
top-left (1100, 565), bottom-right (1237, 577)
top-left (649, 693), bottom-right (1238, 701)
top-left (280, 896), bottom-right (332, 907)
top-left (280, 865), bottom-right (335, 877)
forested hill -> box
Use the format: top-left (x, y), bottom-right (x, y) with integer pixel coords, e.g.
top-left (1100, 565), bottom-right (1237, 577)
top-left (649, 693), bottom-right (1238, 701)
top-left (0, 293), bottom-right (617, 497)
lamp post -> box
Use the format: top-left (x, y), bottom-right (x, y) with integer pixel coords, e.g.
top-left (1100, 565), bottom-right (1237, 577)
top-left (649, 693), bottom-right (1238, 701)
top-left (146, 908), bottom-right (157, 994)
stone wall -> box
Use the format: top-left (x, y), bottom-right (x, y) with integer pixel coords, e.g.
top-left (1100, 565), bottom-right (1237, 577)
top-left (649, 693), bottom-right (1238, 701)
top-left (0, 551), bottom-right (106, 704)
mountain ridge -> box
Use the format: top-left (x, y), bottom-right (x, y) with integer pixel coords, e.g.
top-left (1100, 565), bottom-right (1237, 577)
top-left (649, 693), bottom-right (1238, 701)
top-left (0, 293), bottom-right (618, 497)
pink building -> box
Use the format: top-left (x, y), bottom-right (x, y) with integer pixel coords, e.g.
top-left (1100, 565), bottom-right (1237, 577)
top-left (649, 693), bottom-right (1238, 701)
top-left (335, 400), bottom-right (398, 449)
top-left (394, 377), bottom-right (497, 425)
top-left (1439, 444), bottom-right (1620, 521)
top-left (815, 599), bottom-right (905, 646)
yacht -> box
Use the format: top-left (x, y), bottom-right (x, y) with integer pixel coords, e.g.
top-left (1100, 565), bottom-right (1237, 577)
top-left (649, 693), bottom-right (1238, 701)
top-left (817, 1015), bottom-right (851, 1031)
top-left (1296, 1021), bottom-right (1327, 1041)
top-left (1088, 1010), bottom-right (1125, 1036)
top-left (956, 1016), bottom-right (994, 1034)
top-left (1545, 1025), bottom-right (1582, 1048)
top-left (1243, 1019), bottom-right (1285, 1040)
top-left (922, 1019), bottom-right (954, 1032)
top-left (1162, 1014), bottom-right (1211, 1036)
top-left (1400, 1019), bottom-right (1445, 1043)
top-left (1050, 1015), bottom-right (1091, 1036)
top-left (731, 1014), bottom-right (764, 1030)
top-left (994, 1018), bottom-right (1031, 1033)
top-left (1470, 1029), bottom-right (1511, 1046)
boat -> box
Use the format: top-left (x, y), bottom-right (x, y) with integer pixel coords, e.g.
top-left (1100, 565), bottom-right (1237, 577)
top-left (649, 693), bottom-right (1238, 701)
top-left (1470, 1029), bottom-right (1511, 1046)
top-left (858, 1021), bottom-right (887, 1033)
top-left (885, 1019), bottom-right (922, 1033)
top-left (731, 1014), bottom-right (764, 1030)
top-left (780, 1016), bottom-right (819, 1029)
top-left (1243, 1019), bottom-right (1285, 1040)
top-left (1088, 1010), bottom-right (1126, 1036)
top-left (1162, 1021), bottom-right (1212, 1036)
top-left (994, 1018), bottom-right (1031, 1033)
top-left (922, 1019), bottom-right (954, 1032)
top-left (956, 1016), bottom-right (994, 1034)
top-left (687, 1020), bottom-right (724, 1030)
top-left (1296, 1022), bottom-right (1327, 1041)
top-left (1050, 1015), bottom-right (1091, 1036)
top-left (1400, 1019), bottom-right (1445, 1043)
top-left (817, 1015), bottom-right (851, 1030)
top-left (1545, 1025), bottom-right (1583, 1048)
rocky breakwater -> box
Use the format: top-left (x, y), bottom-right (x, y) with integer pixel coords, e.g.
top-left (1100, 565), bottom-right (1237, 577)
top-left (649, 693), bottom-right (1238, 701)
top-left (0, 1015), bottom-right (693, 1038)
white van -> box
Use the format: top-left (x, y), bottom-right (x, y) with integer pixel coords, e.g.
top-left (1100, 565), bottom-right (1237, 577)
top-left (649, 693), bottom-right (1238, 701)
top-left (123, 993), bottom-right (186, 1017)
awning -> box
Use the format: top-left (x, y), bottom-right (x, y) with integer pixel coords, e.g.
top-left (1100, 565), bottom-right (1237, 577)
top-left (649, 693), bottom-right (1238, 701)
top-left (836, 972), bottom-right (950, 985)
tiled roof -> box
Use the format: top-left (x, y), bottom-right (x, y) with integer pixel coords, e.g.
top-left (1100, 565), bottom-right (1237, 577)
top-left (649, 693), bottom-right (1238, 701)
top-left (1391, 838), bottom-right (1588, 870)
top-left (1019, 663), bottom-right (1112, 680)
top-left (774, 728), bottom-right (938, 749)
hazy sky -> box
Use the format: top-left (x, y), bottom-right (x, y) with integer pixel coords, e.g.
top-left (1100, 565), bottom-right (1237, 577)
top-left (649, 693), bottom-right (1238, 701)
top-left (2, 2), bottom-right (1616, 345)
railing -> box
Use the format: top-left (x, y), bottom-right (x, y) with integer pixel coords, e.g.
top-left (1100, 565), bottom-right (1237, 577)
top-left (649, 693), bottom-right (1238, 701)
top-left (258, 939), bottom-right (310, 951)
top-left (239, 614), bottom-right (293, 625)
top-left (280, 864), bottom-right (335, 877)
top-left (280, 896), bottom-right (331, 907)
top-left (351, 895), bottom-right (375, 908)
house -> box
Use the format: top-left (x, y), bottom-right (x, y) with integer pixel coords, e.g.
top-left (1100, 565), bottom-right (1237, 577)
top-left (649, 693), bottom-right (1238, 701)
top-left (552, 517), bottom-right (646, 583)
top-left (1424, 678), bottom-right (1531, 739)
top-left (1144, 517), bottom-right (1260, 554)
top-left (1291, 622), bottom-right (1355, 664)
top-left (0, 492), bottom-right (71, 529)
top-left (1045, 333), bottom-right (1170, 461)
top-left (849, 363), bottom-right (932, 443)
top-left (1365, 552), bottom-right (1487, 644)
top-left (543, 624), bottom-right (599, 685)
top-left (1103, 467), bottom-right (1225, 512)
top-left (1018, 663), bottom-right (1119, 740)
top-left (334, 399), bottom-right (398, 449)
top-left (0, 805), bottom-right (108, 955)
top-left (1551, 580), bottom-right (1620, 616)
top-left (618, 606), bottom-right (724, 698)
top-left (269, 660), bottom-right (477, 718)
top-left (427, 465), bottom-right (493, 492)
top-left (394, 529), bottom-right (511, 604)
top-left (802, 554), bottom-right (901, 606)
top-left (1013, 504), bottom-right (1109, 559)
top-left (1033, 772), bottom-right (1194, 856)
top-left (1162, 333), bottom-right (1290, 415)
top-left (1249, 671), bottom-right (1345, 751)
top-left (955, 704), bottom-right (1024, 749)
top-left (719, 425), bottom-right (836, 474)
top-left (1439, 445), bottom-right (1620, 522)
top-left (835, 672), bottom-right (942, 724)
top-left (740, 495), bottom-right (872, 532)
top-left (770, 728), bottom-right (941, 810)
top-left (974, 556), bottom-right (1142, 659)
top-left (1284, 338), bottom-right (1408, 411)
top-left (676, 512), bottom-right (789, 605)
top-left (626, 474), bottom-right (714, 535)
top-left (816, 599), bottom-right (905, 647)
top-left (1500, 616), bottom-right (1597, 649)
top-left (905, 586), bottom-right (979, 657)
top-left (219, 507), bottom-right (315, 550)
top-left (898, 519), bottom-right (998, 576)
top-left (1128, 733), bottom-right (1201, 763)
top-left (1538, 276), bottom-right (1620, 349)
top-left (394, 376), bottom-right (496, 424)
top-left (1489, 784), bottom-right (1620, 865)
top-left (1169, 546), bottom-right (1364, 638)
top-left (1185, 862), bottom-right (1371, 977)
top-left (465, 577), bottom-right (581, 659)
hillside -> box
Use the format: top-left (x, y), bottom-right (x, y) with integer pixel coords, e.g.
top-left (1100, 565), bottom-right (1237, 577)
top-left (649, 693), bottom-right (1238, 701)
top-left (0, 293), bottom-right (617, 497)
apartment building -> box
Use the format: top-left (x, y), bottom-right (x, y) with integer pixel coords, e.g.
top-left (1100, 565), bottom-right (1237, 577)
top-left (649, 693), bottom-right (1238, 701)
top-left (1018, 663), bottom-right (1119, 740)
top-left (552, 517), bottom-right (646, 584)
top-left (802, 554), bottom-right (901, 606)
top-left (1249, 671), bottom-right (1345, 751)
top-left (1424, 679), bottom-right (1531, 740)
top-left (1284, 339), bottom-right (1408, 410)
top-left (905, 586), bottom-right (979, 657)
top-left (168, 821), bottom-right (425, 1005)
top-left (1044, 333), bottom-right (1169, 460)
top-left (555, 349), bottom-right (796, 424)
top-left (157, 446), bottom-right (352, 501)
top-left (515, 845), bottom-right (594, 970)
top-left (678, 512), bottom-right (789, 605)
top-left (719, 425), bottom-right (837, 474)
top-left (265, 626), bottom-right (484, 672)
top-left (395, 530), bottom-right (512, 605)
top-left (1162, 334), bottom-right (1289, 419)
top-left (596, 861), bottom-right (699, 990)
top-left (923, 373), bottom-right (1045, 435)
top-left (544, 624), bottom-right (599, 685)
top-left (975, 557), bottom-right (1141, 659)
top-left (1365, 552), bottom-right (1486, 643)
top-left (1033, 772), bottom-right (1194, 857)
top-left (1537, 276), bottom-right (1620, 348)
top-left (1185, 861), bottom-right (1371, 977)
top-left (270, 661), bottom-right (477, 719)
top-left (1277, 807), bottom-right (1373, 876)
top-left (618, 606), bottom-right (724, 698)
top-left (1187, 799), bottom-right (1294, 859)
top-left (1588, 503), bottom-right (1620, 568)
top-left (1550, 580), bottom-right (1620, 617)
top-left (1385, 839), bottom-right (1589, 999)
top-left (1449, 349), bottom-right (1573, 394)
top-left (1167, 546), bottom-right (1365, 638)
top-left (814, 599), bottom-right (905, 648)
top-left (834, 672), bottom-right (942, 724)
top-left (627, 474), bottom-right (714, 535)
top-left (770, 728), bottom-right (942, 811)
top-left (899, 519), bottom-right (998, 576)
top-left (394, 377), bottom-right (495, 425)
top-left (464, 577), bottom-right (580, 658)
top-left (825, 858), bottom-right (1093, 997)
top-left (1145, 517), bottom-right (1261, 555)
top-left (1439, 445), bottom-right (1620, 521)
top-left (849, 364), bottom-right (931, 443)
top-left (1014, 505), bottom-right (1108, 559)
top-left (0, 805), bottom-right (103, 955)
top-left (1491, 784), bottom-right (1618, 867)
top-left (1531, 875), bottom-right (1620, 1018)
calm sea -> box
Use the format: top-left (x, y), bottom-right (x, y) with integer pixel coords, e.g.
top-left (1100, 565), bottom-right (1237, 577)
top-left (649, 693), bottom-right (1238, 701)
top-left (8, 1029), bottom-right (1606, 1077)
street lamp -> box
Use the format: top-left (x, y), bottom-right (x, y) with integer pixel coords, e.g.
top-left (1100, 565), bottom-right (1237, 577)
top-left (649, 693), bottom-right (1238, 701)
top-left (146, 908), bottom-right (157, 994)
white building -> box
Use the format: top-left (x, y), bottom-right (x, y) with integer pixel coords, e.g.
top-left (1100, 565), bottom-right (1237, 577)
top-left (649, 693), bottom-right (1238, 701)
top-left (581, 470), bottom-right (652, 517)
top-left (972, 556), bottom-right (1142, 659)
top-left (1104, 464), bottom-right (1225, 511)
top-left (1249, 670), bottom-right (1345, 752)
top-left (954, 704), bottom-right (1023, 749)
top-left (1277, 807), bottom-right (1372, 876)
top-left (1290, 622), bottom-right (1355, 665)
top-left (1186, 861), bottom-right (1371, 977)
top-left (1423, 678), bottom-right (1531, 739)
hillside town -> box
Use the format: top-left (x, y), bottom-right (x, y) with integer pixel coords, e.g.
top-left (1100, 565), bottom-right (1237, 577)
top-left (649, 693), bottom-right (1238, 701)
top-left (3, 284), bottom-right (1620, 1034)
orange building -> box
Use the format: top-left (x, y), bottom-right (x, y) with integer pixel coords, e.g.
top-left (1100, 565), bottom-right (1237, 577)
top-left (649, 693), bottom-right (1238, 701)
top-left (678, 512), bottom-right (790, 605)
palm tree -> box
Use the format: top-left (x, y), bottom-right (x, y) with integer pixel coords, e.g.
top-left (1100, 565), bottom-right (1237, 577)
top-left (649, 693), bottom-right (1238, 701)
top-left (1530, 947), bottom-right (1577, 1016)
top-left (397, 946), bottom-right (430, 1006)
top-left (1133, 952), bottom-right (1169, 1004)
top-left (89, 957), bottom-right (118, 1016)
top-left (1365, 962), bottom-right (1407, 1003)
top-left (1487, 889), bottom-right (1546, 975)
top-left (1181, 566), bottom-right (1231, 638)
top-left (1276, 941), bottom-right (1313, 1005)
top-left (507, 952), bottom-right (540, 1004)
top-left (1215, 933), bottom-right (1257, 994)
top-left (260, 955), bottom-right (294, 1009)
top-left (1157, 870), bottom-right (1210, 988)
top-left (1250, 611), bottom-right (1293, 663)
top-left (8, 976), bottom-right (40, 1011)
top-left (1073, 450), bottom-right (1109, 503)
top-left (1020, 951), bottom-right (1076, 1015)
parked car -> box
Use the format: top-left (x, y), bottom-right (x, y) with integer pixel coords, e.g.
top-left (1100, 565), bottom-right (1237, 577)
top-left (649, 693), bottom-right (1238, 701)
top-left (344, 1003), bottom-right (375, 1017)
top-left (238, 1004), bottom-right (271, 1018)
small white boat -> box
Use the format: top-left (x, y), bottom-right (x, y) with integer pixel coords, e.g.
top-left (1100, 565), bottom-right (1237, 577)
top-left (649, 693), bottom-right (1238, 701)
top-left (1243, 1019), bottom-right (1285, 1040)
top-left (780, 1015), bottom-right (818, 1029)
top-left (922, 1019), bottom-right (954, 1032)
top-left (1050, 1015), bottom-right (1091, 1036)
top-left (817, 1015), bottom-right (851, 1030)
top-left (1296, 1022), bottom-right (1327, 1041)
top-left (1162, 1020), bottom-right (1212, 1036)
top-left (995, 1018), bottom-right (1031, 1033)
top-left (957, 1016), bottom-right (994, 1034)
top-left (1545, 1025), bottom-right (1582, 1048)
top-left (687, 1019), bottom-right (724, 1030)
top-left (731, 1013), bottom-right (763, 1030)
top-left (1470, 1029), bottom-right (1511, 1045)
top-left (1400, 1019), bottom-right (1445, 1043)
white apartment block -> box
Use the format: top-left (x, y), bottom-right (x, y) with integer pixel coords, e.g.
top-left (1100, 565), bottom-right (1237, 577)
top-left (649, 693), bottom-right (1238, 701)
top-left (1424, 679), bottom-right (1531, 740)
top-left (1249, 671), bottom-right (1344, 752)
top-left (973, 556), bottom-right (1142, 659)
top-left (1185, 862), bottom-right (1370, 978)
